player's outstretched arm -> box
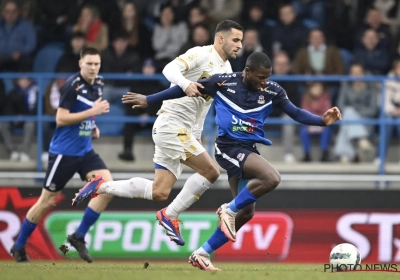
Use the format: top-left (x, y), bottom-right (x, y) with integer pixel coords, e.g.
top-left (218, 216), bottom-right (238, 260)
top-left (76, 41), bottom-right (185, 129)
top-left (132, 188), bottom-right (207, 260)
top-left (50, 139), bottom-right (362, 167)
top-left (162, 60), bottom-right (204, 97)
top-left (122, 86), bottom-right (186, 109)
top-left (56, 98), bottom-right (110, 127)
top-left (280, 100), bottom-right (342, 126)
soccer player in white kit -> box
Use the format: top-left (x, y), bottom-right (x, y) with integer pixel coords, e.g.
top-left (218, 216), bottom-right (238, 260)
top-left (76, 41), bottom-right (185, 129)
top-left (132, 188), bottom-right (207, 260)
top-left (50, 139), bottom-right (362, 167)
top-left (72, 20), bottom-right (243, 249)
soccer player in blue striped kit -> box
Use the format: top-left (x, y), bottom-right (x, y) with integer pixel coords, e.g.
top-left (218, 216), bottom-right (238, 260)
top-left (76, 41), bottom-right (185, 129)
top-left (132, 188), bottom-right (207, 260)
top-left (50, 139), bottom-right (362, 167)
top-left (120, 52), bottom-right (342, 270)
top-left (10, 47), bottom-right (113, 263)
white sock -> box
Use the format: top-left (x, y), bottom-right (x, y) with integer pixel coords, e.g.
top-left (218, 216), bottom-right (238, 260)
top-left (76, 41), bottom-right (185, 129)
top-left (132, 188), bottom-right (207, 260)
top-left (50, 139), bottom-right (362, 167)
top-left (98, 177), bottom-right (153, 200)
top-left (197, 247), bottom-right (209, 256)
top-left (165, 173), bottom-right (212, 219)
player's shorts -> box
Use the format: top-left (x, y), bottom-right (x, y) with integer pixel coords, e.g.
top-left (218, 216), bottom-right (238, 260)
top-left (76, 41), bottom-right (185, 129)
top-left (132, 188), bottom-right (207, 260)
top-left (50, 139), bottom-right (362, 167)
top-left (43, 149), bottom-right (107, 192)
top-left (215, 136), bottom-right (260, 180)
top-left (152, 114), bottom-right (205, 179)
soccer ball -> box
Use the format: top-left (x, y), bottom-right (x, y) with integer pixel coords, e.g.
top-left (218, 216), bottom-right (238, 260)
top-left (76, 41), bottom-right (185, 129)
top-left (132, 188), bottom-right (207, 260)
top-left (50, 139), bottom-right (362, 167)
top-left (329, 243), bottom-right (361, 270)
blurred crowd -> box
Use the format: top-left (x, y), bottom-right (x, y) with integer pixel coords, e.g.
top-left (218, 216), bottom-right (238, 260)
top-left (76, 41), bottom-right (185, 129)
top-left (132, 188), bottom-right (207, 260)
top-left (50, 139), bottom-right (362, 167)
top-left (1, 0), bottom-right (400, 165)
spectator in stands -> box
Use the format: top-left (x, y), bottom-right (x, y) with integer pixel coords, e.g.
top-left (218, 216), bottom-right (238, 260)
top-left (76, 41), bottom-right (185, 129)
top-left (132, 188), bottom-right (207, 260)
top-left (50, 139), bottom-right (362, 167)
top-left (0, 75), bottom-right (37, 162)
top-left (188, 6), bottom-right (208, 28)
top-left (373, 0), bottom-right (400, 36)
top-left (270, 51), bottom-right (300, 163)
top-left (376, 59), bottom-right (400, 164)
top-left (101, 30), bottom-right (141, 104)
top-left (334, 63), bottom-right (377, 163)
top-left (355, 8), bottom-right (392, 51)
top-left (150, 0), bottom-right (200, 23)
top-left (56, 32), bottom-right (86, 73)
top-left (353, 29), bottom-right (391, 75)
top-left (299, 82), bottom-right (332, 162)
top-left (270, 3), bottom-right (309, 60)
top-left (78, 0), bottom-right (121, 33)
top-left (241, 3), bottom-right (270, 55)
top-left (179, 23), bottom-right (211, 54)
top-left (42, 73), bottom-right (67, 162)
top-left (152, 5), bottom-right (188, 72)
top-left (293, 28), bottom-right (344, 105)
top-left (200, 0), bottom-right (242, 32)
top-left (34, 0), bottom-right (79, 47)
top-left (73, 4), bottom-right (108, 51)
top-left (293, 29), bottom-right (344, 76)
top-left (119, 1), bottom-right (154, 61)
top-left (231, 28), bottom-right (263, 72)
top-left (119, 59), bottom-right (164, 161)
top-left (291, 0), bottom-right (326, 29)
top-left (0, 0), bottom-right (36, 72)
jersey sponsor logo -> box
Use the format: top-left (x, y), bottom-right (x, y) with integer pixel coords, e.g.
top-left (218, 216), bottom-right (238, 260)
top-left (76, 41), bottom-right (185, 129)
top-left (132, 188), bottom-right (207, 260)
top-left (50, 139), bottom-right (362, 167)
top-left (79, 120), bottom-right (96, 136)
top-left (75, 84), bottom-right (85, 91)
top-left (257, 95), bottom-right (265, 104)
top-left (227, 88), bottom-right (235, 94)
top-left (231, 115), bottom-right (257, 133)
top-left (217, 80), bottom-right (237, 87)
top-left (260, 86), bottom-right (279, 96)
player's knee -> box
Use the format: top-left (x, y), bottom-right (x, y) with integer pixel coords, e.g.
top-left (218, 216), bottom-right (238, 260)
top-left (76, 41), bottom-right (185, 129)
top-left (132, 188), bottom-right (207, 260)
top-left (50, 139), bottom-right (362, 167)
top-left (152, 182), bottom-right (171, 201)
top-left (262, 170), bottom-right (281, 191)
top-left (199, 165), bottom-right (220, 183)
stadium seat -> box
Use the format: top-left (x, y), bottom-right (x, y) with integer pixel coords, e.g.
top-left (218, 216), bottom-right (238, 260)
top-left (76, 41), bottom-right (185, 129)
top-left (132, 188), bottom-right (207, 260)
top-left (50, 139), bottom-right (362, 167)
top-left (96, 104), bottom-right (125, 136)
top-left (302, 19), bottom-right (320, 29)
top-left (33, 43), bottom-right (65, 73)
top-left (339, 48), bottom-right (353, 74)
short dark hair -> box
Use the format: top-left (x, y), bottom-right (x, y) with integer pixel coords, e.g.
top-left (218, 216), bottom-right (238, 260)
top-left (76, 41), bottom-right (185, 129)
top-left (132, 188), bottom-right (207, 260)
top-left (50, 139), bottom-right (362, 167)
top-left (245, 52), bottom-right (272, 71)
top-left (215, 20), bottom-right (243, 34)
top-left (80, 47), bottom-right (100, 59)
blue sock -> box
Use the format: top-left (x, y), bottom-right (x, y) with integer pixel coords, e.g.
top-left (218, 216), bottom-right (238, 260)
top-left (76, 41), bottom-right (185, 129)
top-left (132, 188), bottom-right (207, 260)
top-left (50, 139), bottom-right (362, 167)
top-left (75, 207), bottom-right (100, 240)
top-left (228, 186), bottom-right (257, 213)
top-left (201, 227), bottom-right (229, 254)
top-left (15, 218), bottom-right (37, 250)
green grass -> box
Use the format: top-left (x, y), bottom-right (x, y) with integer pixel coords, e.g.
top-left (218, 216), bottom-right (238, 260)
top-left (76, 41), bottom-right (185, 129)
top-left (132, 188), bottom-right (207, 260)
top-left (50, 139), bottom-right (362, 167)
top-left (1, 262), bottom-right (399, 280)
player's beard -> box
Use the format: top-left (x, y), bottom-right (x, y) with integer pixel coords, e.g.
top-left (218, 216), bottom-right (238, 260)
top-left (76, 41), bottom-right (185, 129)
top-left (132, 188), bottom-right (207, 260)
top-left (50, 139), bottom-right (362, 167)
top-left (222, 43), bottom-right (235, 60)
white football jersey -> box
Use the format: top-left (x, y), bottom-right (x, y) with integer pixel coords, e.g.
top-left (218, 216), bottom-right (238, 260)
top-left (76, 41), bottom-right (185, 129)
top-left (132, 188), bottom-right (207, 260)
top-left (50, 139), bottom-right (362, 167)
top-left (157, 45), bottom-right (233, 138)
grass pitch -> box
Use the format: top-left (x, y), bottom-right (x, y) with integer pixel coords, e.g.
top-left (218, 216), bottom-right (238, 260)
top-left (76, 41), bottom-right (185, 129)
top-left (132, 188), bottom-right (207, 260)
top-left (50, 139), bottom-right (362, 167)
top-left (1, 261), bottom-right (399, 280)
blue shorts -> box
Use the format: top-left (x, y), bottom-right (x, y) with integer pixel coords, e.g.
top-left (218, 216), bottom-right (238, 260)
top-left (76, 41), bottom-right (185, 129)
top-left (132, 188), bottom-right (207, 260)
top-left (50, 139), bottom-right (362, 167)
top-left (214, 137), bottom-right (260, 180)
top-left (43, 149), bottom-right (107, 192)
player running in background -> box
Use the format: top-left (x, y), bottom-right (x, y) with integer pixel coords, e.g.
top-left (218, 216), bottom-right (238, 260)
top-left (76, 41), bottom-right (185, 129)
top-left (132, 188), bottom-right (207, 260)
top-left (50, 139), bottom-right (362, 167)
top-left (120, 52), bottom-right (342, 270)
top-left (72, 20), bottom-right (243, 246)
top-left (11, 47), bottom-right (112, 263)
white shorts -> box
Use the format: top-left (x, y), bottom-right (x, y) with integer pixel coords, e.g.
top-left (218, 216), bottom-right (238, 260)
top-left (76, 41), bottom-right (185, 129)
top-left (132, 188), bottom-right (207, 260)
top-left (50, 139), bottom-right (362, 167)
top-left (152, 114), bottom-right (205, 179)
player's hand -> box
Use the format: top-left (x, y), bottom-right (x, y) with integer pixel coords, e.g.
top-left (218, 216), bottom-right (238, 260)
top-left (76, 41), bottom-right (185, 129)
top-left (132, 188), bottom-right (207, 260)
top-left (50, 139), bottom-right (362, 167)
top-left (322, 107), bottom-right (342, 125)
top-left (92, 97), bottom-right (110, 115)
top-left (122, 92), bottom-right (148, 109)
top-left (185, 82), bottom-right (204, 97)
top-left (92, 125), bottom-right (100, 139)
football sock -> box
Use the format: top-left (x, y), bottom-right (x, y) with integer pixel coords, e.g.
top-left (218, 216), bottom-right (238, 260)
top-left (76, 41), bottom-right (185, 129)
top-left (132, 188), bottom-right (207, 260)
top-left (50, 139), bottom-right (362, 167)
top-left (75, 207), bottom-right (100, 240)
top-left (14, 218), bottom-right (37, 250)
top-left (165, 173), bottom-right (211, 219)
top-left (199, 226), bottom-right (229, 255)
top-left (97, 178), bottom-right (153, 200)
top-left (227, 186), bottom-right (257, 214)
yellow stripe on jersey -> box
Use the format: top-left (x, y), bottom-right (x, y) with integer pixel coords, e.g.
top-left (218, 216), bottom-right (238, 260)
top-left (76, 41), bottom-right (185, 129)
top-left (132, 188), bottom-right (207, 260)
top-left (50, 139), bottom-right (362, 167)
top-left (175, 57), bottom-right (189, 71)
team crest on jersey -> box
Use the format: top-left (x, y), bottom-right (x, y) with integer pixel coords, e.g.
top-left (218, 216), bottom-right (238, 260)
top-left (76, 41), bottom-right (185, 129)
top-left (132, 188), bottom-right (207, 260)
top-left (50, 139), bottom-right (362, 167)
top-left (237, 153), bottom-right (245, 161)
top-left (257, 95), bottom-right (265, 104)
top-left (49, 183), bottom-right (56, 191)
